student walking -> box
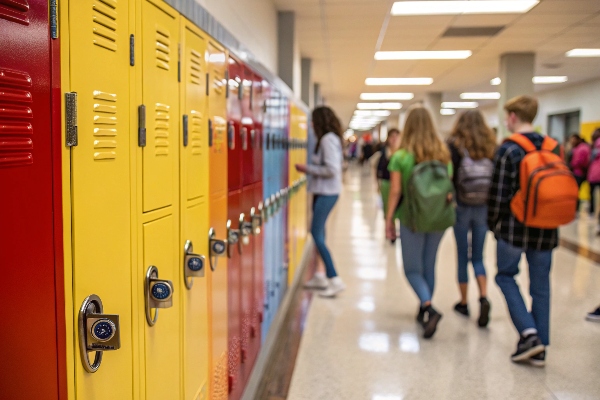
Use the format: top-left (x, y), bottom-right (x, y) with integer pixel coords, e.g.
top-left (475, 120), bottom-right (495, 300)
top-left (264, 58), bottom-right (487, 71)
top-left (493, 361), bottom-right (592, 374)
top-left (386, 106), bottom-right (455, 339)
top-left (296, 106), bottom-right (345, 298)
top-left (376, 128), bottom-right (401, 220)
top-left (488, 96), bottom-right (578, 367)
top-left (586, 129), bottom-right (600, 231)
top-left (447, 110), bottom-right (496, 327)
top-left (568, 134), bottom-right (590, 213)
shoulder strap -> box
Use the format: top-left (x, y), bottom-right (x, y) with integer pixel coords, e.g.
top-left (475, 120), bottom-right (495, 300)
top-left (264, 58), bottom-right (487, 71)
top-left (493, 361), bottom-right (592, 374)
top-left (541, 136), bottom-right (558, 152)
top-left (506, 133), bottom-right (537, 153)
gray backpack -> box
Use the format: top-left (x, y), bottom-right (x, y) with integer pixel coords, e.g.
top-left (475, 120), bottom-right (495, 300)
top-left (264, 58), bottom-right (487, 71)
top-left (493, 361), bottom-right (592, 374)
top-left (456, 149), bottom-right (494, 206)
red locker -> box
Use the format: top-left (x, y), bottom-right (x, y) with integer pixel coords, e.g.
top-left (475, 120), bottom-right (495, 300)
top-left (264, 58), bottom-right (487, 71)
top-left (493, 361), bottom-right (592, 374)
top-left (228, 57), bottom-right (243, 191)
top-left (0, 1), bottom-right (65, 399)
top-left (227, 190), bottom-right (243, 399)
top-left (241, 66), bottom-right (254, 188)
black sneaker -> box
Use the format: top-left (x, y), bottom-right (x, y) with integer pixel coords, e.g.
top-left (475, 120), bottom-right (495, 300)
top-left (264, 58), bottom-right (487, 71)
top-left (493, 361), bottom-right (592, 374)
top-left (454, 302), bottom-right (469, 317)
top-left (423, 306), bottom-right (442, 339)
top-left (478, 298), bottom-right (491, 328)
top-left (511, 334), bottom-right (545, 363)
top-left (529, 351), bottom-right (546, 367)
top-left (586, 307), bottom-right (600, 322)
top-left (416, 306), bottom-right (426, 326)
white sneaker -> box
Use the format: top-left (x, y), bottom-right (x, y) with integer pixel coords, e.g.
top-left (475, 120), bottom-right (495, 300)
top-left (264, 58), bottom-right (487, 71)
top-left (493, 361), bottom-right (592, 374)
top-left (318, 277), bottom-right (346, 298)
top-left (304, 273), bottom-right (328, 290)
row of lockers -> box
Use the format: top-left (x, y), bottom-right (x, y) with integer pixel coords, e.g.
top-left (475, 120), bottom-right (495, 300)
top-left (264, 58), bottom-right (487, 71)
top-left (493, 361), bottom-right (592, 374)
top-left (0, 1), bottom-right (309, 399)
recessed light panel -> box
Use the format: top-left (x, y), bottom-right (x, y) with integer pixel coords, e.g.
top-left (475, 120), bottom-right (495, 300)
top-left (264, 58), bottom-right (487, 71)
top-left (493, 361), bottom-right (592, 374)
top-left (441, 109), bottom-right (457, 116)
top-left (533, 76), bottom-right (568, 84)
top-left (357, 103), bottom-right (403, 110)
top-left (392, 1), bottom-right (539, 16)
top-left (375, 51), bottom-right (471, 60)
top-left (442, 102), bottom-right (479, 109)
top-left (360, 93), bottom-right (415, 100)
top-left (354, 110), bottom-right (392, 117)
top-left (566, 49), bottom-right (600, 57)
top-left (490, 77), bottom-right (501, 86)
top-left (460, 92), bottom-right (501, 100)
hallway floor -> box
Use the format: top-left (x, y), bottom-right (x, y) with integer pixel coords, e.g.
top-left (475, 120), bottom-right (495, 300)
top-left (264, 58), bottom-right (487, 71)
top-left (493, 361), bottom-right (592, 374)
top-left (287, 164), bottom-right (600, 400)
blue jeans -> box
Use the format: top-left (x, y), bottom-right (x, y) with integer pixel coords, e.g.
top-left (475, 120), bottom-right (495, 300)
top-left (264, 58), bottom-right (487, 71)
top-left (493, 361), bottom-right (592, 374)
top-left (400, 225), bottom-right (445, 305)
top-left (453, 205), bottom-right (488, 284)
top-left (311, 195), bottom-right (339, 278)
top-left (495, 239), bottom-right (553, 345)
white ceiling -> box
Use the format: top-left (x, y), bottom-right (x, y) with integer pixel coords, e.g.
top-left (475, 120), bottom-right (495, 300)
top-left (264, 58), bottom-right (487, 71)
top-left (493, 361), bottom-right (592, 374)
top-left (274, 0), bottom-right (600, 126)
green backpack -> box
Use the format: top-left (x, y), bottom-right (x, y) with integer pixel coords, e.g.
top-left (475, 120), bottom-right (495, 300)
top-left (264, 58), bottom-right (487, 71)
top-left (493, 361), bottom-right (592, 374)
top-left (406, 160), bottom-right (456, 232)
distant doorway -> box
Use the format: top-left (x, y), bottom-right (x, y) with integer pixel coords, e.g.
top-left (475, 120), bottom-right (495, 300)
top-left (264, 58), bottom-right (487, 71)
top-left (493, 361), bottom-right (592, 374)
top-left (548, 110), bottom-right (581, 144)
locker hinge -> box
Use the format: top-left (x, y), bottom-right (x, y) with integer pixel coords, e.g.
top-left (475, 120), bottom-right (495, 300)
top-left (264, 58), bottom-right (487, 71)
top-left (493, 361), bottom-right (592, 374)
top-left (177, 43), bottom-right (181, 82)
top-left (182, 115), bottom-right (189, 147)
top-left (130, 34), bottom-right (135, 66)
top-left (65, 92), bottom-right (78, 147)
top-left (138, 105), bottom-right (147, 147)
top-left (50, 0), bottom-right (58, 39)
top-left (206, 73), bottom-right (210, 96)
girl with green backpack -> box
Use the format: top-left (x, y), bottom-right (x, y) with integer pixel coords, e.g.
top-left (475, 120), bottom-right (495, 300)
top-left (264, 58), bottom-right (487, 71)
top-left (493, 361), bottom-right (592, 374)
top-left (386, 106), bottom-right (455, 339)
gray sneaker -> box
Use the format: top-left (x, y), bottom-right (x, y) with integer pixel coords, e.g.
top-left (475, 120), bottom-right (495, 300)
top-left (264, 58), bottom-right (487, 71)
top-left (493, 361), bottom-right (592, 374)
top-left (304, 274), bottom-right (328, 290)
top-left (511, 334), bottom-right (545, 363)
top-left (318, 277), bottom-right (346, 298)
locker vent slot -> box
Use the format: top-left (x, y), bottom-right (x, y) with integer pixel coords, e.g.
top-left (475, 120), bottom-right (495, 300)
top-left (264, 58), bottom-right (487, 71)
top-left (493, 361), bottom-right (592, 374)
top-left (155, 27), bottom-right (171, 71)
top-left (92, 0), bottom-right (118, 52)
top-left (190, 110), bottom-right (202, 155)
top-left (0, 67), bottom-right (33, 168)
top-left (154, 103), bottom-right (170, 156)
top-left (0, 0), bottom-right (30, 25)
top-left (189, 49), bottom-right (202, 85)
top-left (93, 90), bottom-right (117, 160)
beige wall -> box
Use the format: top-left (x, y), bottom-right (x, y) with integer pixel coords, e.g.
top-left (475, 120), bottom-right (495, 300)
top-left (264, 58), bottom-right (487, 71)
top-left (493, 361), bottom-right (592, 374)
top-left (196, 0), bottom-right (278, 72)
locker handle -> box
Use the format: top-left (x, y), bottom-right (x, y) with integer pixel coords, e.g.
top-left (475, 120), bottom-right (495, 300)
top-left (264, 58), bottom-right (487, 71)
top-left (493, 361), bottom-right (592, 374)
top-left (209, 228), bottom-right (227, 271)
top-left (145, 266), bottom-right (174, 326)
top-left (240, 213), bottom-right (253, 246)
top-left (184, 240), bottom-right (206, 290)
top-left (251, 205), bottom-right (263, 235)
top-left (78, 294), bottom-right (121, 373)
top-left (138, 105), bottom-right (147, 147)
top-left (208, 119), bottom-right (213, 148)
top-left (250, 129), bottom-right (256, 149)
top-left (183, 115), bottom-right (189, 147)
top-left (226, 219), bottom-right (241, 257)
top-left (241, 127), bottom-right (248, 151)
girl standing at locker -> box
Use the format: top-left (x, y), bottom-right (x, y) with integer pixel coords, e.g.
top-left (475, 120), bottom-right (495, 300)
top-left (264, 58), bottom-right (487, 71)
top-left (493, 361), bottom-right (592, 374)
top-left (447, 110), bottom-right (496, 327)
top-left (296, 106), bottom-right (345, 298)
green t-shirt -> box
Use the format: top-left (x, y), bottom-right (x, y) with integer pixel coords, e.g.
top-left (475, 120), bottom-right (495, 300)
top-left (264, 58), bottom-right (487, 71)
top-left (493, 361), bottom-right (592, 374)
top-left (387, 149), bottom-right (453, 225)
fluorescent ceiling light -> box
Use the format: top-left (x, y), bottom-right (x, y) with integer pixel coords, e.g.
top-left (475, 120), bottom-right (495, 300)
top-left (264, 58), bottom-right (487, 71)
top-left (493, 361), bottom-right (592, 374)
top-left (490, 77), bottom-right (501, 86)
top-left (366, 78), bottom-right (432, 86)
top-left (360, 93), bottom-right (415, 100)
top-left (442, 102), bottom-right (479, 109)
top-left (392, 1), bottom-right (539, 16)
top-left (357, 103), bottom-right (402, 110)
top-left (533, 76), bottom-right (568, 84)
top-left (566, 48), bottom-right (600, 57)
top-left (354, 110), bottom-right (392, 117)
top-left (460, 92), bottom-right (501, 100)
top-left (375, 51), bottom-right (471, 60)
top-left (441, 109), bottom-right (456, 116)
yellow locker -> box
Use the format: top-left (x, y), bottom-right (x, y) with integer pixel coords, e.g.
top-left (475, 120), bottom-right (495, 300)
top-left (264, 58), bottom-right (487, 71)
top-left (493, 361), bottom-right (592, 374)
top-left (141, 0), bottom-right (179, 212)
top-left (207, 40), bottom-right (229, 400)
top-left (142, 215), bottom-right (181, 400)
top-left (65, 0), bottom-right (134, 397)
top-left (180, 19), bottom-right (210, 400)
top-left (138, 1), bottom-right (181, 399)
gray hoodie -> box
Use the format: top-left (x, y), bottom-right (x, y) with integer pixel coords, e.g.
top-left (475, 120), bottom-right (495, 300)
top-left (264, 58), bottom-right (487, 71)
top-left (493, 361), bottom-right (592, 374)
top-left (306, 132), bottom-right (343, 195)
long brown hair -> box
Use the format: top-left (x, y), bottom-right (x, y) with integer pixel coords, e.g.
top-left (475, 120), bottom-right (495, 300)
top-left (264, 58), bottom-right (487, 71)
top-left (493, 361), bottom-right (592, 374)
top-left (449, 110), bottom-right (496, 160)
top-left (312, 106), bottom-right (342, 153)
top-left (400, 106), bottom-right (450, 164)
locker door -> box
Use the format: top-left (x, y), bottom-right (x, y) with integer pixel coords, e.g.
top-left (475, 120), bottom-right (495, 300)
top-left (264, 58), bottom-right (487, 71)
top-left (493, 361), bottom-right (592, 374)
top-left (227, 190), bottom-right (243, 400)
top-left (141, 0), bottom-right (179, 213)
top-left (140, 1), bottom-right (180, 399)
top-left (252, 183), bottom-right (264, 349)
top-left (241, 67), bottom-right (253, 188)
top-left (207, 40), bottom-right (229, 400)
top-left (0, 2), bottom-right (63, 399)
top-left (143, 215), bottom-right (180, 400)
top-left (181, 21), bottom-right (209, 400)
top-left (67, 0), bottom-right (133, 397)
top-left (227, 57), bottom-right (242, 192)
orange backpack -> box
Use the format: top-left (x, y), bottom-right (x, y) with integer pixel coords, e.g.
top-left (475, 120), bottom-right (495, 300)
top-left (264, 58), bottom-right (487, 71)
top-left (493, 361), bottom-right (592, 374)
top-left (508, 134), bottom-right (579, 229)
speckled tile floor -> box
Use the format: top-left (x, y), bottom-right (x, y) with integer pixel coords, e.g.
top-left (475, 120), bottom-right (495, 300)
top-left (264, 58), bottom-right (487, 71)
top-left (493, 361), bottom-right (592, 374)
top-left (287, 164), bottom-right (600, 400)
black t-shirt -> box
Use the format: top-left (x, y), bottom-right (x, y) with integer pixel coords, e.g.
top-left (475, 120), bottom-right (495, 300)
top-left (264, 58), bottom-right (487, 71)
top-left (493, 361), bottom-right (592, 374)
top-left (376, 148), bottom-right (391, 180)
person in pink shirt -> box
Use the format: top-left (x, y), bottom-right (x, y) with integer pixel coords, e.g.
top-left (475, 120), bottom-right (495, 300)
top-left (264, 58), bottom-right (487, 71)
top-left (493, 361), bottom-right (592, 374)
top-left (587, 129), bottom-right (600, 227)
top-left (569, 134), bottom-right (591, 213)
